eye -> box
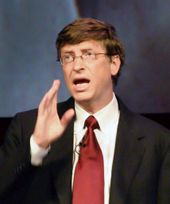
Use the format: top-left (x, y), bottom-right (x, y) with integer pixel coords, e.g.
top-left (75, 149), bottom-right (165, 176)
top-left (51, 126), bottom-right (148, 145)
top-left (83, 51), bottom-right (95, 59)
top-left (62, 54), bottom-right (73, 63)
top-left (85, 51), bottom-right (93, 56)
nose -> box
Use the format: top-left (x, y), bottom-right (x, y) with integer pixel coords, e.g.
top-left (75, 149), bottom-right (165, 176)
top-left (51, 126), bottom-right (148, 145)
top-left (73, 56), bottom-right (84, 71)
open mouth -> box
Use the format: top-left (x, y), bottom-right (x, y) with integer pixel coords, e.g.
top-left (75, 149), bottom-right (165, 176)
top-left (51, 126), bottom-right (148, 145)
top-left (73, 78), bottom-right (90, 91)
top-left (73, 78), bottom-right (90, 85)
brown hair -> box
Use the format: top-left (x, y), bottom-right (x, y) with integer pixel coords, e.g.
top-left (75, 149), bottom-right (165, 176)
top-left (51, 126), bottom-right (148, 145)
top-left (56, 18), bottom-right (125, 85)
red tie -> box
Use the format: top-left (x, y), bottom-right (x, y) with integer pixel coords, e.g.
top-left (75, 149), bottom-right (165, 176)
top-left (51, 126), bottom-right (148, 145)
top-left (72, 115), bottom-right (104, 204)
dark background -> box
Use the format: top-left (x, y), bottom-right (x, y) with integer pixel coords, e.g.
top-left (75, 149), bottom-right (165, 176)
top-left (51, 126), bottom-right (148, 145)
top-left (0, 0), bottom-right (170, 131)
top-left (76, 0), bottom-right (170, 114)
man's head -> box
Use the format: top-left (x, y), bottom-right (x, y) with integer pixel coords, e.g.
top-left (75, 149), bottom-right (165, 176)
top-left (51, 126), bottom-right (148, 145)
top-left (56, 18), bottom-right (125, 85)
top-left (56, 18), bottom-right (125, 112)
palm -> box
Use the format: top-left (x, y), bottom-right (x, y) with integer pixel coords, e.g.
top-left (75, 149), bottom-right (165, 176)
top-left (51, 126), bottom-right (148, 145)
top-left (33, 80), bottom-right (74, 148)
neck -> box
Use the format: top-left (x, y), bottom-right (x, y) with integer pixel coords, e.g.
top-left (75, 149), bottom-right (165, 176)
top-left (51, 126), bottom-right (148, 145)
top-left (76, 94), bottom-right (114, 114)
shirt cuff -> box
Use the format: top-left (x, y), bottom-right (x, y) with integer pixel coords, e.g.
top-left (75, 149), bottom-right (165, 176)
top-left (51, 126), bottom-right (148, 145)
top-left (30, 135), bottom-right (51, 166)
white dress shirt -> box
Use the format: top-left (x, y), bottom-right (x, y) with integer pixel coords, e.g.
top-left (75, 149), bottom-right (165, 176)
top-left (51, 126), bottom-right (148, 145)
top-left (30, 93), bottom-right (120, 204)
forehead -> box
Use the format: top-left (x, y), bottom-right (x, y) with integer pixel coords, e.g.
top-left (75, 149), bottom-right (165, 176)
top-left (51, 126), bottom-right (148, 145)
top-left (60, 40), bottom-right (105, 54)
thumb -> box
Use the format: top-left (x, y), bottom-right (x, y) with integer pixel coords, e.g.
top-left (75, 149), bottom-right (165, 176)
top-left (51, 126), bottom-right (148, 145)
top-left (61, 109), bottom-right (75, 129)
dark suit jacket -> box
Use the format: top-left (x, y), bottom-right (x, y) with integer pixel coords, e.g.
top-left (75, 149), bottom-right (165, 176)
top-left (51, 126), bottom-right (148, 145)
top-left (0, 97), bottom-right (170, 204)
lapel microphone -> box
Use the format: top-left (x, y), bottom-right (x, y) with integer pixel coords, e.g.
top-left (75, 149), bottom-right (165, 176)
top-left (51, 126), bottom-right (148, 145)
top-left (74, 136), bottom-right (87, 155)
top-left (79, 141), bottom-right (86, 148)
top-left (79, 136), bottom-right (87, 148)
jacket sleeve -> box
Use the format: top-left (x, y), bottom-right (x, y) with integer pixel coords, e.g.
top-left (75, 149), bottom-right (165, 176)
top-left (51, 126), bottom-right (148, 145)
top-left (0, 113), bottom-right (36, 199)
top-left (157, 133), bottom-right (170, 204)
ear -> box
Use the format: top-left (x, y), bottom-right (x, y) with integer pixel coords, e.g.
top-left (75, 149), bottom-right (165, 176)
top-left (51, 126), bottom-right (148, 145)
top-left (110, 55), bottom-right (121, 76)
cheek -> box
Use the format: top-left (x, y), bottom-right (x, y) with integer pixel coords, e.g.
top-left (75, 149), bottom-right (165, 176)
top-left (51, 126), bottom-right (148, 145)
top-left (93, 64), bottom-right (112, 82)
top-left (91, 70), bottom-right (111, 92)
top-left (63, 70), bottom-right (71, 83)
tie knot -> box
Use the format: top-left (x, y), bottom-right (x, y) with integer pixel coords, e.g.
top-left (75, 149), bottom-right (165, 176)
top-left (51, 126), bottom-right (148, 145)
top-left (85, 115), bottom-right (100, 130)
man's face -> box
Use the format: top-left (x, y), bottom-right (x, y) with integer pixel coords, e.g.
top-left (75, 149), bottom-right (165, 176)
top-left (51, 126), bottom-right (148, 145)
top-left (60, 40), bottom-right (120, 112)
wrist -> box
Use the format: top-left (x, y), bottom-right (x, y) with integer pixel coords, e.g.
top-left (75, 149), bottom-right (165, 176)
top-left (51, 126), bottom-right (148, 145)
top-left (30, 136), bottom-right (51, 166)
top-left (32, 134), bottom-right (50, 149)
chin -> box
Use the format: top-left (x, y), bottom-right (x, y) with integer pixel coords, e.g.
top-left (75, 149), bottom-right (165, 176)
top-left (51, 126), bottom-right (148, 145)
top-left (72, 92), bottom-right (92, 103)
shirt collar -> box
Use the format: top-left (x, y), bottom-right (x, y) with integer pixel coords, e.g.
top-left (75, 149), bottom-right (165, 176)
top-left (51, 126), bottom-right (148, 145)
top-left (74, 93), bottom-right (119, 133)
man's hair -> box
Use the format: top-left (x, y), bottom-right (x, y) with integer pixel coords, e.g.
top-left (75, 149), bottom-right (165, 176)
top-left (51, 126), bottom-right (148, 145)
top-left (56, 18), bottom-right (125, 85)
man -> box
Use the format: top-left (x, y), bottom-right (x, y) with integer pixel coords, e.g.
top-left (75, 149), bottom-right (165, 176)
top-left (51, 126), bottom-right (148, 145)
top-left (0, 18), bottom-right (170, 204)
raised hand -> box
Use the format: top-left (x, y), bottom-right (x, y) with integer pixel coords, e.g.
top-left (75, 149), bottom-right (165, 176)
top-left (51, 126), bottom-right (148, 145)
top-left (33, 80), bottom-right (75, 148)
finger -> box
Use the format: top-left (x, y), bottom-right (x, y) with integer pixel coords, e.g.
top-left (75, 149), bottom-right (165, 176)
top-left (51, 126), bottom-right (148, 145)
top-left (47, 80), bottom-right (60, 105)
top-left (38, 92), bottom-right (49, 114)
top-left (38, 80), bottom-right (60, 113)
top-left (48, 80), bottom-right (60, 113)
top-left (61, 109), bottom-right (75, 129)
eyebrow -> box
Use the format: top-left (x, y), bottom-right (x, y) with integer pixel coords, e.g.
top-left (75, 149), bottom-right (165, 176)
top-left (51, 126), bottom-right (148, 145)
top-left (61, 51), bottom-right (74, 55)
top-left (61, 48), bottom-right (94, 55)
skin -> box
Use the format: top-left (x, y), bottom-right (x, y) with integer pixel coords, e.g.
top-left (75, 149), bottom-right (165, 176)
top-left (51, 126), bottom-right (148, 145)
top-left (33, 40), bottom-right (121, 148)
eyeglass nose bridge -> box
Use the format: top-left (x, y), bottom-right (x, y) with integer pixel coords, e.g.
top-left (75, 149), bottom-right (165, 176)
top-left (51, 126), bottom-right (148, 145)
top-left (72, 55), bottom-right (84, 63)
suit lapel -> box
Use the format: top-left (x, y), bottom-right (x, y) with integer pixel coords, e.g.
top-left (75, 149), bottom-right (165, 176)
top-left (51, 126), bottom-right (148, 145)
top-left (109, 102), bottom-right (145, 204)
